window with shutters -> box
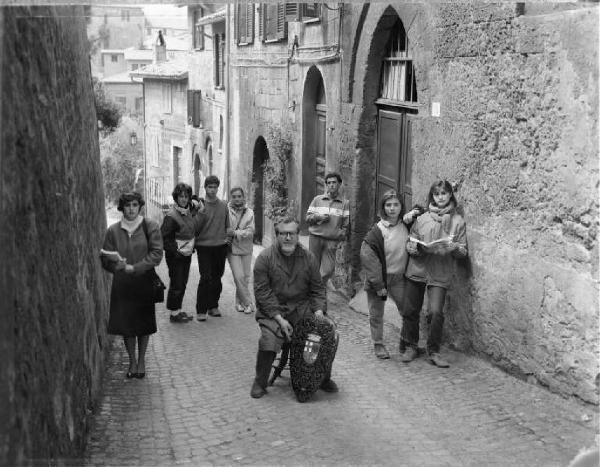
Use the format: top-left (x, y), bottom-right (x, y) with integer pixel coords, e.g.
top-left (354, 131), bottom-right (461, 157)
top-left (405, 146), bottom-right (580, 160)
top-left (259, 3), bottom-right (287, 42)
top-left (187, 90), bottom-right (202, 128)
top-left (193, 8), bottom-right (205, 50)
top-left (378, 20), bottom-right (418, 104)
top-left (301, 3), bottom-right (321, 22)
top-left (236, 3), bottom-right (255, 45)
top-left (214, 34), bottom-right (225, 89)
top-left (284, 3), bottom-right (321, 23)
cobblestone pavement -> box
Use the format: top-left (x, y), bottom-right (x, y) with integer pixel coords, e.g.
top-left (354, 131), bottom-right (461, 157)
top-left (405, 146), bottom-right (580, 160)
top-left (83, 251), bottom-right (598, 466)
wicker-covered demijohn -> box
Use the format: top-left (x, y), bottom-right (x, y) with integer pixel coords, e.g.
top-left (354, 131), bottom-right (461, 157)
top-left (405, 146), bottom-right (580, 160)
top-left (289, 315), bottom-right (339, 402)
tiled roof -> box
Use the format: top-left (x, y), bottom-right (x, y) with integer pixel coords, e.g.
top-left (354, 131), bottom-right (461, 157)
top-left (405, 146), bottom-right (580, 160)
top-left (102, 71), bottom-right (141, 84)
top-left (129, 56), bottom-right (189, 80)
top-left (124, 48), bottom-right (153, 61)
top-left (196, 8), bottom-right (226, 26)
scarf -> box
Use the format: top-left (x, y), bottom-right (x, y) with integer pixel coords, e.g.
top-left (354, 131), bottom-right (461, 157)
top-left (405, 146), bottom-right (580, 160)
top-left (174, 204), bottom-right (190, 216)
top-left (120, 215), bottom-right (144, 236)
top-left (428, 202), bottom-right (456, 236)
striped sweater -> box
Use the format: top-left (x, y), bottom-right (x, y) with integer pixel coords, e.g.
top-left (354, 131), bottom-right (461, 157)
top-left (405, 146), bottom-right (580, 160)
top-left (305, 194), bottom-right (350, 240)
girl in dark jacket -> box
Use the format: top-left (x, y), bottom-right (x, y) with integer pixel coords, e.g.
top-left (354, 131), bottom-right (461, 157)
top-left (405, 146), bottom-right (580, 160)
top-left (360, 190), bottom-right (422, 359)
top-left (160, 183), bottom-right (203, 323)
top-left (400, 180), bottom-right (468, 367)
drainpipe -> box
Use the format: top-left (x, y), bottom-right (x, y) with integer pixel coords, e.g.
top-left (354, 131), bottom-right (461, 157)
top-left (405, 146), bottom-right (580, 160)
top-left (225, 4), bottom-right (231, 194)
top-left (142, 79), bottom-right (147, 204)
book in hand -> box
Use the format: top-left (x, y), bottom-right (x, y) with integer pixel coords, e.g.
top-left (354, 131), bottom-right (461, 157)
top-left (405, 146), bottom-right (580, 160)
top-left (409, 236), bottom-right (454, 254)
top-left (100, 249), bottom-right (125, 262)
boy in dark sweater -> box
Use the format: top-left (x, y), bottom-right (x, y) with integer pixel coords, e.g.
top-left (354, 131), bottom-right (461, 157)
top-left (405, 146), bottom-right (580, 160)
top-left (194, 175), bottom-right (232, 321)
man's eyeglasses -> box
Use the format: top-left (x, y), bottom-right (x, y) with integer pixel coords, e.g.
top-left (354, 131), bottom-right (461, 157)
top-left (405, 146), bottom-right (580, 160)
top-left (277, 231), bottom-right (298, 238)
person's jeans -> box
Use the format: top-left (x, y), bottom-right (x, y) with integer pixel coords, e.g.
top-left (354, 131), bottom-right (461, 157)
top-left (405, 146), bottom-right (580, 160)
top-left (227, 253), bottom-right (253, 309)
top-left (308, 234), bottom-right (338, 283)
top-left (165, 253), bottom-right (192, 311)
top-left (400, 278), bottom-right (447, 353)
top-left (366, 273), bottom-right (406, 345)
top-left (195, 244), bottom-right (228, 314)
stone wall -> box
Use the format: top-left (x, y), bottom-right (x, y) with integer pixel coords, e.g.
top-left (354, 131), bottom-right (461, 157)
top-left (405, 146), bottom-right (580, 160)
top-left (0, 6), bottom-right (110, 464)
top-left (351, 3), bottom-right (598, 402)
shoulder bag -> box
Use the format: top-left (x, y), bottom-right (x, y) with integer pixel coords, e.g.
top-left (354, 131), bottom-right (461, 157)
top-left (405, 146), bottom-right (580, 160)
top-left (141, 219), bottom-right (166, 303)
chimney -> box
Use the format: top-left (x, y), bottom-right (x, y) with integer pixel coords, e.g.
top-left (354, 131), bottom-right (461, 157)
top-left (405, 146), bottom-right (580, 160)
top-left (154, 30), bottom-right (166, 63)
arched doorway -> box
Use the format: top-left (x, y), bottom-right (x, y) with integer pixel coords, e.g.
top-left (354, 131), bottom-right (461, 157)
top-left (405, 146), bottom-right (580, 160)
top-left (301, 66), bottom-right (326, 233)
top-left (355, 8), bottom-right (418, 228)
top-left (373, 14), bottom-right (417, 213)
top-left (252, 136), bottom-right (269, 244)
top-left (205, 138), bottom-right (213, 175)
top-left (192, 144), bottom-right (202, 196)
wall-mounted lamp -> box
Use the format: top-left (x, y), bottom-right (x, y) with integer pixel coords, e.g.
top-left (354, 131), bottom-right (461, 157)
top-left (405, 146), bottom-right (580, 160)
top-left (130, 131), bottom-right (137, 146)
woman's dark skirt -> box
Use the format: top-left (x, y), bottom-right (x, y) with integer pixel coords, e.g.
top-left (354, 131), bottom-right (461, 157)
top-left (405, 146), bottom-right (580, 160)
top-left (108, 271), bottom-right (157, 337)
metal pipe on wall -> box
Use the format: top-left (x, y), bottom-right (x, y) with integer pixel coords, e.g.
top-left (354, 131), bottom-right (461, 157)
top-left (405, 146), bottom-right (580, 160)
top-left (225, 3), bottom-right (231, 195)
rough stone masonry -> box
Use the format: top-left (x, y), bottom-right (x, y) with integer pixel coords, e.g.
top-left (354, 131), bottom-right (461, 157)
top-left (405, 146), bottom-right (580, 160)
top-left (0, 6), bottom-right (110, 465)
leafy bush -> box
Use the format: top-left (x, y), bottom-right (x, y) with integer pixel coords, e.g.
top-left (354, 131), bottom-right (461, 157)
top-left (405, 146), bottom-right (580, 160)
top-left (100, 120), bottom-right (143, 204)
top-left (93, 78), bottom-right (122, 134)
top-left (264, 125), bottom-right (297, 221)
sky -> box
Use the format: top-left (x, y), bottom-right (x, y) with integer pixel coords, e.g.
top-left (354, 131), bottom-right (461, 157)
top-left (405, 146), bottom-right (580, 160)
top-left (141, 3), bottom-right (188, 29)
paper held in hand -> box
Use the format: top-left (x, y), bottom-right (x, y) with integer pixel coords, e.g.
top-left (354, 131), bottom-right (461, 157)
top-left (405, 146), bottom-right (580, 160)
top-left (409, 236), bottom-right (454, 253)
top-left (100, 249), bottom-right (125, 262)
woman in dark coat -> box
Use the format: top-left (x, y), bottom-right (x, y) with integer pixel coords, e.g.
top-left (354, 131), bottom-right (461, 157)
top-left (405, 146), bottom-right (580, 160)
top-left (101, 192), bottom-right (163, 378)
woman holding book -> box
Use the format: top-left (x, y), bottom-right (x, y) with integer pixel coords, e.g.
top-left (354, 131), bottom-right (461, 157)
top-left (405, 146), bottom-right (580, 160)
top-left (101, 192), bottom-right (163, 379)
top-left (400, 180), bottom-right (468, 367)
top-left (360, 190), bottom-right (423, 359)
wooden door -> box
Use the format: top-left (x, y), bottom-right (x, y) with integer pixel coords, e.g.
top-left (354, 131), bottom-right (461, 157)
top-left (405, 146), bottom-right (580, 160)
top-left (376, 109), bottom-right (413, 215)
top-left (315, 104), bottom-right (327, 196)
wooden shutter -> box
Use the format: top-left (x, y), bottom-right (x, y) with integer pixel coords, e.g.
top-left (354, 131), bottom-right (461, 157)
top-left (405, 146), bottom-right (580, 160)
top-left (258, 4), bottom-right (264, 41)
top-left (187, 90), bottom-right (193, 124)
top-left (247, 3), bottom-right (255, 44)
top-left (236, 3), bottom-right (246, 44)
top-left (265, 3), bottom-right (277, 41)
top-left (285, 3), bottom-right (299, 21)
top-left (213, 34), bottom-right (220, 86)
top-left (276, 3), bottom-right (287, 40)
top-left (192, 90), bottom-right (201, 128)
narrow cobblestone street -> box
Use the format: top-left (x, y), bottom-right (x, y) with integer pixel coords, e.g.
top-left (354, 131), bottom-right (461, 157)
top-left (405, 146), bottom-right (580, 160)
top-left (83, 249), bottom-right (598, 466)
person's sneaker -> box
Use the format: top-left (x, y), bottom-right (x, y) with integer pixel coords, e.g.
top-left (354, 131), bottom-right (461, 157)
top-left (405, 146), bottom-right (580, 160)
top-left (429, 352), bottom-right (450, 368)
top-left (250, 380), bottom-right (267, 399)
top-left (319, 379), bottom-right (339, 393)
top-left (374, 344), bottom-right (390, 359)
top-left (400, 347), bottom-right (418, 363)
top-left (244, 306), bottom-right (254, 314)
top-left (236, 304), bottom-right (245, 313)
top-left (196, 313), bottom-right (207, 322)
top-left (208, 308), bottom-right (222, 317)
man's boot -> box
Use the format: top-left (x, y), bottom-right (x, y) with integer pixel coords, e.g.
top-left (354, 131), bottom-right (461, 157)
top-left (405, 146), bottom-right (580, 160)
top-left (319, 367), bottom-right (339, 393)
top-left (250, 351), bottom-right (276, 398)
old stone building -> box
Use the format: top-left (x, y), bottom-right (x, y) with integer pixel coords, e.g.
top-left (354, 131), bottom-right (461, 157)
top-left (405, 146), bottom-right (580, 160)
top-left (132, 42), bottom-right (190, 220)
top-left (225, 2), bottom-right (598, 403)
top-left (140, 3), bottom-right (598, 403)
top-left (1, 6), bottom-right (110, 465)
